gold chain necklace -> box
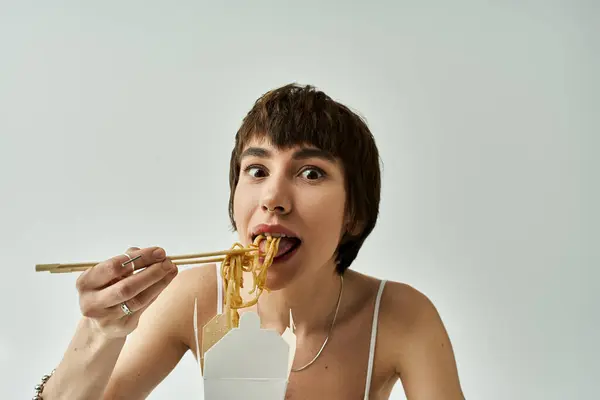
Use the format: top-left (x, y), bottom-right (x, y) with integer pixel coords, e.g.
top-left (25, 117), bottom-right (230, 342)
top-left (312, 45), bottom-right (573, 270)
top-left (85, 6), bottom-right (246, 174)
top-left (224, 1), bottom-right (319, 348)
top-left (257, 274), bottom-right (344, 372)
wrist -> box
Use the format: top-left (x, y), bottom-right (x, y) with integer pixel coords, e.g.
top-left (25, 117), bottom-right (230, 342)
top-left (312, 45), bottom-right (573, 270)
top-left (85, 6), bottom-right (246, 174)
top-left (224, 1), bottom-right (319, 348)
top-left (35, 318), bottom-right (127, 399)
top-left (33, 369), bottom-right (55, 399)
top-left (83, 317), bottom-right (129, 344)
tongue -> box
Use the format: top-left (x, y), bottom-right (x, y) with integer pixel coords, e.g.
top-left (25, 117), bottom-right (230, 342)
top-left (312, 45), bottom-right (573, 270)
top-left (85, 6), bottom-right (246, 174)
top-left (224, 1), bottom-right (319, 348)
top-left (260, 237), bottom-right (298, 257)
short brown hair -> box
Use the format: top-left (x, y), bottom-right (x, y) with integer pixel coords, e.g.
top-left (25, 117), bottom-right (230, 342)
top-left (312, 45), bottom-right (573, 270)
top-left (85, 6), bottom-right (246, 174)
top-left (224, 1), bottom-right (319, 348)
top-left (228, 83), bottom-right (381, 274)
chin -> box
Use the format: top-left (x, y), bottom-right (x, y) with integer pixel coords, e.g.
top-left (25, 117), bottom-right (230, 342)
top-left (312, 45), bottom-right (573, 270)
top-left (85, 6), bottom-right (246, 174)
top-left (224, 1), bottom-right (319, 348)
top-left (263, 263), bottom-right (300, 291)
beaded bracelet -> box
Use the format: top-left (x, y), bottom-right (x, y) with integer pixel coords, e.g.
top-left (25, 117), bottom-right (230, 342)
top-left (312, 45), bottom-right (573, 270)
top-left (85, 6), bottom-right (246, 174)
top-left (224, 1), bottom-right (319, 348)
top-left (33, 369), bottom-right (55, 400)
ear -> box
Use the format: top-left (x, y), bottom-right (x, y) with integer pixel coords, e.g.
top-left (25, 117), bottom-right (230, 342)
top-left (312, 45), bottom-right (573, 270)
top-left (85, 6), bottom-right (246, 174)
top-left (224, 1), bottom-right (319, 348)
top-left (344, 218), bottom-right (364, 238)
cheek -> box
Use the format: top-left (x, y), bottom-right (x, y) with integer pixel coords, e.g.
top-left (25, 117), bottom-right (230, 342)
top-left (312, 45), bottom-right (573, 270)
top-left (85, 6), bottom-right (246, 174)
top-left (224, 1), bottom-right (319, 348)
top-left (304, 188), bottom-right (345, 217)
top-left (232, 184), bottom-right (257, 228)
top-left (301, 189), bottom-right (346, 240)
top-left (232, 186), bottom-right (246, 228)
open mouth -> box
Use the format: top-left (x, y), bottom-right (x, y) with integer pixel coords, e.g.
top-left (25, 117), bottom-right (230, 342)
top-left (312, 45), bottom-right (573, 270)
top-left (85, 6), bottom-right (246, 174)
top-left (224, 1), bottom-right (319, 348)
top-left (251, 233), bottom-right (302, 261)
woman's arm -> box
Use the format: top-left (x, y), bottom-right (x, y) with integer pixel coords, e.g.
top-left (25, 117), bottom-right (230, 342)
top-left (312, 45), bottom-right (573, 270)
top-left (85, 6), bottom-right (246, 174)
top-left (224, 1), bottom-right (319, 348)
top-left (102, 265), bottom-right (218, 399)
top-left (39, 247), bottom-right (217, 400)
top-left (384, 282), bottom-right (465, 399)
top-left (39, 247), bottom-right (179, 399)
top-left (39, 318), bottom-right (127, 399)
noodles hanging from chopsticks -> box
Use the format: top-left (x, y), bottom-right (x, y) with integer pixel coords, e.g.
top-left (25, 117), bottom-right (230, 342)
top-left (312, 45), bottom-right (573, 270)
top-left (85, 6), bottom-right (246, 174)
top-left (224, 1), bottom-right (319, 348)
top-left (220, 235), bottom-right (280, 328)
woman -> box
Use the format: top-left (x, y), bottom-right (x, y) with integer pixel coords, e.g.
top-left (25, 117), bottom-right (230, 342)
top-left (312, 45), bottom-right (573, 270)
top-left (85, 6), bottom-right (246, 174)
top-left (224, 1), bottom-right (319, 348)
top-left (36, 84), bottom-right (465, 399)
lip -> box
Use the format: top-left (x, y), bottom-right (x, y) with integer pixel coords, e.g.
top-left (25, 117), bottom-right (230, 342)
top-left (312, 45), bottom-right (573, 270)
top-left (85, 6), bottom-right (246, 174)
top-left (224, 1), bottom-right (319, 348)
top-left (250, 223), bottom-right (300, 240)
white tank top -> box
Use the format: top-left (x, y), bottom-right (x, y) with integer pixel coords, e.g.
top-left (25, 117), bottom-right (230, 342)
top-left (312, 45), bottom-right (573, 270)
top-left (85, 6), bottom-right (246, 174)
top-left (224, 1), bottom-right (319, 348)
top-left (213, 264), bottom-right (387, 399)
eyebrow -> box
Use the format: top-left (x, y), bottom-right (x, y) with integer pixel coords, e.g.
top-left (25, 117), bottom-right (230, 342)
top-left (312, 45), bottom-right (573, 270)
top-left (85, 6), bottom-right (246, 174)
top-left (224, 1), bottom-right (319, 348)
top-left (240, 147), bottom-right (336, 163)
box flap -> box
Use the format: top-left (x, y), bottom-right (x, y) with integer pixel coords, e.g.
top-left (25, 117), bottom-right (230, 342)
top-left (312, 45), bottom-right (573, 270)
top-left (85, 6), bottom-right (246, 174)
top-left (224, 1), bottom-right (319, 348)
top-left (204, 311), bottom-right (289, 379)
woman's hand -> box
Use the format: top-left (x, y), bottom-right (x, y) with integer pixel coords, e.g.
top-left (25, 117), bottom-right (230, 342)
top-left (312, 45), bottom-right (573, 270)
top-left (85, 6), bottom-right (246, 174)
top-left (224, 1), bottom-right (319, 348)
top-left (75, 246), bottom-right (178, 338)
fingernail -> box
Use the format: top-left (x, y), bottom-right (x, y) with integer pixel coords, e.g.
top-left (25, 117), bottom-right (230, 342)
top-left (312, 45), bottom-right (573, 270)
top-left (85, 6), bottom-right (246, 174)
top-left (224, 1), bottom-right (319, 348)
top-left (153, 248), bottom-right (166, 259)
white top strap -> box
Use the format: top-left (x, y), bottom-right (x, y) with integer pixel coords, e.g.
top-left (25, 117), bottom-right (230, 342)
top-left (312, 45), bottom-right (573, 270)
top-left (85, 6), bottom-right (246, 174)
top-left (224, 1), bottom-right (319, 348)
top-left (364, 280), bottom-right (387, 399)
top-left (215, 263), bottom-right (223, 315)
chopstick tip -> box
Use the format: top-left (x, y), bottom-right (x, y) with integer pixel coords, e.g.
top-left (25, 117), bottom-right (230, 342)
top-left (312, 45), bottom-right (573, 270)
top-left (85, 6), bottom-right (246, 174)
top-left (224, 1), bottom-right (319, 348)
top-left (36, 263), bottom-right (60, 272)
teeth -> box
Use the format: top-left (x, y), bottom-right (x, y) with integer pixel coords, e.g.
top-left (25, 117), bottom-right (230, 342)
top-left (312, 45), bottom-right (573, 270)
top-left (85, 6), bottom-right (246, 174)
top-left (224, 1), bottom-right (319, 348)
top-left (266, 233), bottom-right (287, 238)
top-left (256, 232), bottom-right (288, 238)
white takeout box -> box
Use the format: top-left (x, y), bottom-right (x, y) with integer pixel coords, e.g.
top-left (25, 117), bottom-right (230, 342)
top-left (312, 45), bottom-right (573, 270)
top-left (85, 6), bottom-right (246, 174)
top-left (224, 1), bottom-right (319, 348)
top-left (194, 300), bottom-right (294, 400)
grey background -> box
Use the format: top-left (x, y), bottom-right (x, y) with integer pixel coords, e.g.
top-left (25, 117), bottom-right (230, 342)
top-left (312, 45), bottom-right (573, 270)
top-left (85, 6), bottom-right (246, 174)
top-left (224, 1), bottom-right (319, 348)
top-left (1, 1), bottom-right (597, 399)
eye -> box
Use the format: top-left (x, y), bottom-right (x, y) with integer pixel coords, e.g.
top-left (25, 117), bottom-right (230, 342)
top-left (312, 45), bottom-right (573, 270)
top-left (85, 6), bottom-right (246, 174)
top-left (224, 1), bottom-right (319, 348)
top-left (244, 165), bottom-right (268, 178)
top-left (300, 167), bottom-right (325, 181)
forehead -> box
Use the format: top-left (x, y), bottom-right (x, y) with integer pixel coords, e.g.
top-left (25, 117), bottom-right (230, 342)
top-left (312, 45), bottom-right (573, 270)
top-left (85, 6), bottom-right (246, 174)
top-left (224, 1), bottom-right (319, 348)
top-left (240, 136), bottom-right (338, 162)
top-left (242, 135), bottom-right (307, 150)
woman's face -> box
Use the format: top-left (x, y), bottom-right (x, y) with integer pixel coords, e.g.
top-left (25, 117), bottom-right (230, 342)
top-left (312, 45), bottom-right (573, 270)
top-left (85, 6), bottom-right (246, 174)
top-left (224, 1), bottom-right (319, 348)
top-left (232, 136), bottom-right (347, 289)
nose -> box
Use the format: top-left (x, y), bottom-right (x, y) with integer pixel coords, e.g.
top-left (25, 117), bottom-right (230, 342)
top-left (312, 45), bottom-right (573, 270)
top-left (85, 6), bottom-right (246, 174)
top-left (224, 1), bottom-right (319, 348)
top-left (260, 175), bottom-right (292, 216)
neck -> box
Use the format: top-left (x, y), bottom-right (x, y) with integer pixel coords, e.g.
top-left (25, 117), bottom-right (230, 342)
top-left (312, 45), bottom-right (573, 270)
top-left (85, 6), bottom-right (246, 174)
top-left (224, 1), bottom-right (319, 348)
top-left (252, 262), bottom-right (343, 336)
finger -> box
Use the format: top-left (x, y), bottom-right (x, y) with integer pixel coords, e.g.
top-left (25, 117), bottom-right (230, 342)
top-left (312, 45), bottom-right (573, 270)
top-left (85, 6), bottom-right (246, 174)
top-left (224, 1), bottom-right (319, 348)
top-left (123, 247), bottom-right (141, 274)
top-left (77, 247), bottom-right (167, 291)
top-left (79, 265), bottom-right (177, 319)
top-left (96, 257), bottom-right (176, 308)
top-left (103, 247), bottom-right (143, 286)
top-left (96, 267), bottom-right (178, 321)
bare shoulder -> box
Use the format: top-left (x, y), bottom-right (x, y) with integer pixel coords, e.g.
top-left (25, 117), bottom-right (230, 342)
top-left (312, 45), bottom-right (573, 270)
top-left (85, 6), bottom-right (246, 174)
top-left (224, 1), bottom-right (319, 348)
top-left (121, 263), bottom-right (220, 363)
top-left (377, 280), bottom-right (465, 399)
top-left (161, 263), bottom-right (218, 310)
top-left (154, 263), bottom-right (220, 353)
top-left (379, 280), bottom-right (441, 333)
top-left (377, 280), bottom-right (453, 359)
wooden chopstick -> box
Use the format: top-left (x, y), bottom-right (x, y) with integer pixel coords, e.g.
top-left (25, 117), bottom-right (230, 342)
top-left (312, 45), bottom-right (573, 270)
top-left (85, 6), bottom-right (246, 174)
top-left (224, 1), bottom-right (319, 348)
top-left (36, 247), bottom-right (259, 274)
top-left (168, 248), bottom-right (256, 260)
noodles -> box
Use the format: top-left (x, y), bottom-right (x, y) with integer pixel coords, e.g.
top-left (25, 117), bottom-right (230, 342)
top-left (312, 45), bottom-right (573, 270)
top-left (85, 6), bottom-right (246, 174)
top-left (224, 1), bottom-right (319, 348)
top-left (199, 234), bottom-right (281, 370)
top-left (220, 234), bottom-right (281, 328)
